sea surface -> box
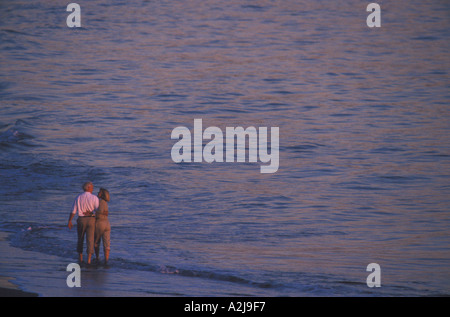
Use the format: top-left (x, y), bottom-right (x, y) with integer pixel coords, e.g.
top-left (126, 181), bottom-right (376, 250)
top-left (0, 0), bottom-right (449, 296)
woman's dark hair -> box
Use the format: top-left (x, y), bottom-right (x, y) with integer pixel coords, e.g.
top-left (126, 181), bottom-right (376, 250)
top-left (98, 188), bottom-right (110, 202)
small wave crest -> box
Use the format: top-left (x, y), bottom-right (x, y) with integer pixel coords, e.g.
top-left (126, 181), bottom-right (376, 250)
top-left (0, 119), bottom-right (35, 149)
top-left (111, 258), bottom-right (278, 290)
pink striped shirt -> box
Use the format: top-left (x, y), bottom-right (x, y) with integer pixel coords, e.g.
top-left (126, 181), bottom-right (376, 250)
top-left (71, 191), bottom-right (99, 216)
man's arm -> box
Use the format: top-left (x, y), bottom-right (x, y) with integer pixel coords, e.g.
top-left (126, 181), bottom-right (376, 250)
top-left (68, 198), bottom-right (77, 229)
top-left (68, 212), bottom-right (75, 229)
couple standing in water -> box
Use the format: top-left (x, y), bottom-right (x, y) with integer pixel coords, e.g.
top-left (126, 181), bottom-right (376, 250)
top-left (67, 182), bottom-right (111, 265)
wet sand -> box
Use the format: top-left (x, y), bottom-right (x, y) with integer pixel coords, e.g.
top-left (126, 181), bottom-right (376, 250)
top-left (0, 230), bottom-right (164, 297)
top-left (0, 230), bottom-right (85, 297)
top-left (0, 286), bottom-right (38, 297)
top-left (0, 232), bottom-right (39, 297)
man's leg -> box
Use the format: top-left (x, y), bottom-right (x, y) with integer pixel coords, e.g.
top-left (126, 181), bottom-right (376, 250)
top-left (85, 217), bottom-right (95, 264)
top-left (76, 217), bottom-right (86, 263)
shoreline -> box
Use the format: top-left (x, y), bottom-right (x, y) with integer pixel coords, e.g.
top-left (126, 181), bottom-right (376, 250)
top-left (0, 286), bottom-right (38, 297)
top-left (0, 229), bottom-right (150, 297)
top-left (0, 231), bottom-right (39, 297)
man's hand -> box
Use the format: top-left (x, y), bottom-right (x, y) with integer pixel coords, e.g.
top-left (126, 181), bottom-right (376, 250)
top-left (68, 213), bottom-right (75, 230)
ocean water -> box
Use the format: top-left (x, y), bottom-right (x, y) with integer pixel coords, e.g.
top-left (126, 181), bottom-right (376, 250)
top-left (0, 0), bottom-right (449, 296)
